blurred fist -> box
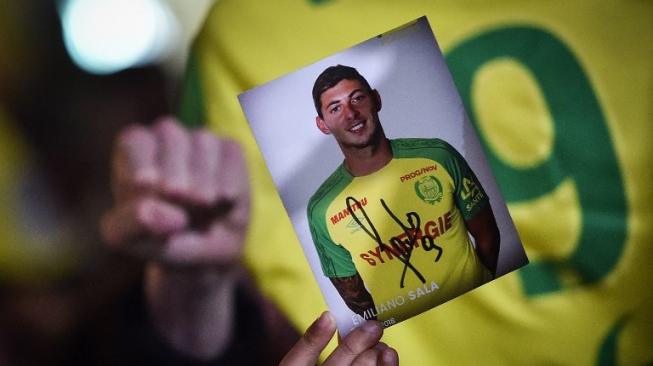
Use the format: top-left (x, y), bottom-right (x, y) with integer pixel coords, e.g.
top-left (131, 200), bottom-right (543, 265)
top-left (101, 117), bottom-right (249, 266)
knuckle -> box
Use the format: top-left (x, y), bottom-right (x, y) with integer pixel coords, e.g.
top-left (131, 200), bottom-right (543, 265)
top-left (338, 324), bottom-right (380, 357)
top-left (220, 138), bottom-right (243, 158)
top-left (192, 190), bottom-right (217, 207)
top-left (339, 336), bottom-right (360, 357)
top-left (161, 181), bottom-right (190, 198)
top-left (193, 129), bottom-right (217, 146)
top-left (352, 349), bottom-right (380, 366)
top-left (302, 328), bottom-right (321, 349)
top-left (154, 116), bottom-right (185, 141)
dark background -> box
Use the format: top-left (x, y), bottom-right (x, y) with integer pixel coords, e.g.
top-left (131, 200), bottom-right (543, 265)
top-left (0, 1), bottom-right (211, 363)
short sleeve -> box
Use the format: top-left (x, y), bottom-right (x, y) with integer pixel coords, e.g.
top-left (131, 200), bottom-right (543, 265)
top-left (307, 207), bottom-right (358, 278)
top-left (442, 143), bottom-right (490, 220)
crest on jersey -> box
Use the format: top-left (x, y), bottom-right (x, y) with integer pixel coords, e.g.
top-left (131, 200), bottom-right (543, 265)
top-left (415, 175), bottom-right (443, 204)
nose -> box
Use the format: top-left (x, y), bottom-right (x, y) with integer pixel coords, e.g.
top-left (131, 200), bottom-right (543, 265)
top-left (344, 101), bottom-right (359, 120)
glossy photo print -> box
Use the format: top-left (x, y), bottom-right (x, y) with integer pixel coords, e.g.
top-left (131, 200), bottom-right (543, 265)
top-left (239, 17), bottom-right (528, 335)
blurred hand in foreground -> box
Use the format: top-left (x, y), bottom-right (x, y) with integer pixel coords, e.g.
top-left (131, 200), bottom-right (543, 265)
top-left (100, 117), bottom-right (250, 359)
top-left (101, 116), bottom-right (249, 267)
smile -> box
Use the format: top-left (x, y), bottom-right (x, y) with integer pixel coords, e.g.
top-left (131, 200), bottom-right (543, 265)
top-left (348, 121), bottom-right (365, 132)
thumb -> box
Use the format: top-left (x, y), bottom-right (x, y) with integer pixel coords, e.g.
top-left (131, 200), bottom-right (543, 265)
top-left (280, 312), bottom-right (336, 366)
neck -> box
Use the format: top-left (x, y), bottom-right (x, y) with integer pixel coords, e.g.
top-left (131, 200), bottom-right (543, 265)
top-left (342, 138), bottom-right (392, 177)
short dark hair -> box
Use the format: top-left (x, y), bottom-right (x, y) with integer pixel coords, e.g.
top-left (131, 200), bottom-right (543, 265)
top-left (312, 65), bottom-right (373, 118)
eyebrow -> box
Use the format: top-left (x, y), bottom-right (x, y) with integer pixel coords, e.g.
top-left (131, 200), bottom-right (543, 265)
top-left (325, 88), bottom-right (364, 109)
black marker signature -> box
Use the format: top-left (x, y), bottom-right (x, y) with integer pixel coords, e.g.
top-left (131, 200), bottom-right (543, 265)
top-left (346, 197), bottom-right (443, 289)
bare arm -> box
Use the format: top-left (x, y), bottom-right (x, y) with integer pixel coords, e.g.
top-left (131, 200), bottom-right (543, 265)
top-left (465, 204), bottom-right (501, 277)
top-left (329, 272), bottom-right (376, 318)
top-left (144, 263), bottom-right (238, 359)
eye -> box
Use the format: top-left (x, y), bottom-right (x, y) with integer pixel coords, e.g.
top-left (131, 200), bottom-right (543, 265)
top-left (351, 93), bottom-right (366, 104)
top-left (329, 105), bottom-right (341, 114)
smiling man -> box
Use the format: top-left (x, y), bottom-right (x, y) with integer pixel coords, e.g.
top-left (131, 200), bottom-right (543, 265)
top-left (307, 65), bottom-right (501, 326)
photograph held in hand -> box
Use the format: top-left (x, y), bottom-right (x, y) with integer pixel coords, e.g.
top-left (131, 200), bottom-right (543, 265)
top-left (308, 66), bottom-right (499, 326)
top-left (239, 17), bottom-right (528, 335)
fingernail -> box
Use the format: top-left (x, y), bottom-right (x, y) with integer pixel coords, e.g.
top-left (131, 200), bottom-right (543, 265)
top-left (316, 311), bottom-right (334, 329)
top-left (375, 342), bottom-right (388, 351)
top-left (361, 320), bottom-right (381, 335)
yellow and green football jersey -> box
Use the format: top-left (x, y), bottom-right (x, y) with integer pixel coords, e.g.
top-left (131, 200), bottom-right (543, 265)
top-left (308, 138), bottom-right (492, 323)
top-left (185, 1), bottom-right (653, 363)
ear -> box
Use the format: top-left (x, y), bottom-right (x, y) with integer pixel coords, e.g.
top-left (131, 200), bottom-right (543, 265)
top-left (316, 116), bottom-right (331, 135)
top-left (372, 89), bottom-right (382, 112)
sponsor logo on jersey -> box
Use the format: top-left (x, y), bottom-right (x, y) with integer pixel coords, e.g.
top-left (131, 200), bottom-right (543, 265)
top-left (359, 210), bottom-right (453, 266)
top-left (415, 176), bottom-right (443, 204)
top-left (399, 164), bottom-right (438, 182)
top-left (460, 177), bottom-right (480, 200)
top-left (460, 177), bottom-right (484, 211)
top-left (329, 197), bottom-right (368, 225)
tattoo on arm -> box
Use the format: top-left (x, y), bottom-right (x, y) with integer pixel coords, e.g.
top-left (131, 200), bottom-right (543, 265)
top-left (330, 272), bottom-right (376, 319)
top-left (466, 205), bottom-right (501, 277)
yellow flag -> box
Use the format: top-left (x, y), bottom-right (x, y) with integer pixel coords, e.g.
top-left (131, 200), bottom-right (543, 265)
top-left (180, 1), bottom-right (653, 364)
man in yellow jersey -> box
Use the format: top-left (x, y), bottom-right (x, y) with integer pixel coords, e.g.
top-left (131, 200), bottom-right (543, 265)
top-left (308, 65), bottom-right (500, 325)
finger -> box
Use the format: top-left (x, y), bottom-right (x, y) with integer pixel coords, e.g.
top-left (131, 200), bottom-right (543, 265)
top-left (324, 320), bottom-right (383, 366)
top-left (156, 227), bottom-right (240, 265)
top-left (113, 125), bottom-right (159, 201)
top-left (154, 117), bottom-right (191, 199)
top-left (201, 201), bottom-right (248, 264)
top-left (101, 197), bottom-right (187, 249)
top-left (189, 129), bottom-right (221, 205)
top-left (279, 312), bottom-right (337, 366)
top-left (216, 139), bottom-right (248, 202)
top-left (160, 230), bottom-right (208, 265)
top-left (351, 348), bottom-right (381, 366)
top-left (157, 193), bottom-right (248, 265)
top-left (379, 347), bottom-right (399, 366)
top-left (214, 138), bottom-right (249, 244)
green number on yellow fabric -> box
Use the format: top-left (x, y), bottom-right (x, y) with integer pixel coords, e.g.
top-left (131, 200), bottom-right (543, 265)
top-left (446, 27), bottom-right (627, 296)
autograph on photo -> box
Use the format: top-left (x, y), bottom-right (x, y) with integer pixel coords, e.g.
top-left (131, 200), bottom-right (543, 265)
top-left (346, 196), bottom-right (444, 288)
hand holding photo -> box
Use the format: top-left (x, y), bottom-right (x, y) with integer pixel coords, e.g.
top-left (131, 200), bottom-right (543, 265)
top-left (239, 17), bottom-right (528, 335)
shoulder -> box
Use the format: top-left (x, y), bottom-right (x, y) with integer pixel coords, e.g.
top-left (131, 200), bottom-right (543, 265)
top-left (307, 165), bottom-right (351, 220)
top-left (391, 138), bottom-right (460, 160)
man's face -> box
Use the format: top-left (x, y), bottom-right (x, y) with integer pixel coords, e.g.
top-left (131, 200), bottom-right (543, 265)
top-left (316, 79), bottom-right (382, 149)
